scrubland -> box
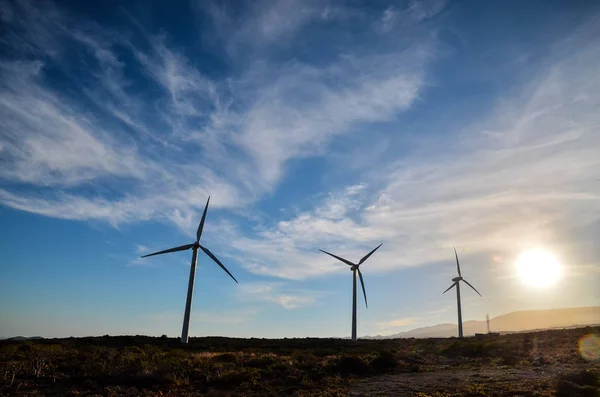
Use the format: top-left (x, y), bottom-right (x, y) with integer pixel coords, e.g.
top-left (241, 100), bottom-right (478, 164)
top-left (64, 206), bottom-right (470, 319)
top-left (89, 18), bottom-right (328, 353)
top-left (1, 326), bottom-right (599, 396)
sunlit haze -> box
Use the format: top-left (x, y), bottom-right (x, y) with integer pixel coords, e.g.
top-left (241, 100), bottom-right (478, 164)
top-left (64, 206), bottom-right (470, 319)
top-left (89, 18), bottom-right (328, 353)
top-left (1, 0), bottom-right (600, 339)
top-left (516, 248), bottom-right (562, 288)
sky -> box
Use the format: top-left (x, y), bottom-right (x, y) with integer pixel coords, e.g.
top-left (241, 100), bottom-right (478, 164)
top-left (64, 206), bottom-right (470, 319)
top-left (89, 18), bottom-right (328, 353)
top-left (1, 0), bottom-right (599, 339)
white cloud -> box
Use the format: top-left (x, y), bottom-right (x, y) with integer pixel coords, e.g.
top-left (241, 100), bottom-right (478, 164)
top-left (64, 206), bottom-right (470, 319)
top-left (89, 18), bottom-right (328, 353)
top-left (217, 17), bottom-right (600, 279)
top-left (377, 317), bottom-right (416, 329)
top-left (406, 0), bottom-right (447, 23)
top-left (0, 0), bottom-right (436, 232)
top-left (217, 189), bottom-right (387, 279)
top-left (237, 282), bottom-right (322, 309)
top-left (379, 6), bottom-right (399, 33)
top-left (235, 47), bottom-right (432, 188)
top-left (345, 183), bottom-right (367, 196)
top-left (0, 61), bottom-right (148, 186)
top-left (3, 1), bottom-right (597, 287)
top-left (134, 35), bottom-right (218, 119)
top-left (203, 0), bottom-right (348, 56)
top-left (377, 0), bottom-right (446, 33)
top-left (135, 245), bottom-right (150, 254)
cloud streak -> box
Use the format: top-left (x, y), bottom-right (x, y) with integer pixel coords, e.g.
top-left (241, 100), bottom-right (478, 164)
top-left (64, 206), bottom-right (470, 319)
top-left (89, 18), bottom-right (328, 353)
top-left (216, 15), bottom-right (600, 279)
top-left (0, 0), bottom-right (436, 232)
top-left (2, 0), bottom-right (598, 288)
top-left (237, 282), bottom-right (323, 309)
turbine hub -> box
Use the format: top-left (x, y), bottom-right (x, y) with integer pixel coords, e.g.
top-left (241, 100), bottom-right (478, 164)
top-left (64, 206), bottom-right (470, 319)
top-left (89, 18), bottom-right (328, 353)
top-left (452, 276), bottom-right (462, 282)
top-left (351, 265), bottom-right (358, 271)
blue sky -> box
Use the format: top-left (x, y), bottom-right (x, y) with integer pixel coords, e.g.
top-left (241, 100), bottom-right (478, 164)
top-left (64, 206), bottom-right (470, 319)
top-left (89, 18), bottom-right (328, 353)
top-left (1, 0), bottom-right (599, 338)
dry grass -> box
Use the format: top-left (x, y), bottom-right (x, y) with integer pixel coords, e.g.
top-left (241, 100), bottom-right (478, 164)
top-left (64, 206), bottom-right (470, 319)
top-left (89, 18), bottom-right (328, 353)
top-left (1, 326), bottom-right (599, 396)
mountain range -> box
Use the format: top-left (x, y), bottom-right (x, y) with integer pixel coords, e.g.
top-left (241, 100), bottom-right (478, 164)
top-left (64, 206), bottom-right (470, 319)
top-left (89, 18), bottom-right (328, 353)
top-left (364, 306), bottom-right (600, 339)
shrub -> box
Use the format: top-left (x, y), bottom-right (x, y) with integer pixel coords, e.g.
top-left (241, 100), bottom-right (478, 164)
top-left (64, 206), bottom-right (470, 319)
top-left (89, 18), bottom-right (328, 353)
top-left (245, 354), bottom-right (278, 368)
top-left (440, 340), bottom-right (502, 358)
top-left (332, 355), bottom-right (369, 376)
top-left (556, 370), bottom-right (600, 397)
top-left (370, 351), bottom-right (397, 372)
top-left (213, 352), bottom-right (238, 364)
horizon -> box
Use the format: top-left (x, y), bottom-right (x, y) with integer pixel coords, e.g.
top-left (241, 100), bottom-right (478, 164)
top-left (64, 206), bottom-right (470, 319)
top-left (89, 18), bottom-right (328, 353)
top-left (3, 305), bottom-right (599, 340)
top-left (1, 0), bottom-right (600, 340)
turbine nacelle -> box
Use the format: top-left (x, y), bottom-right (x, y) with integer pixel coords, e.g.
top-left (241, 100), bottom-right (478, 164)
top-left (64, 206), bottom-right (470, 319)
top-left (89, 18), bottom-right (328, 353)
top-left (350, 265), bottom-right (359, 271)
top-left (452, 276), bottom-right (462, 282)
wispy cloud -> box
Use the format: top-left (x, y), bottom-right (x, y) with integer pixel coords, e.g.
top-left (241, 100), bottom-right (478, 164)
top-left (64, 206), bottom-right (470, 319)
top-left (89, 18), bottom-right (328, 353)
top-left (201, 0), bottom-right (353, 56)
top-left (377, 317), bottom-right (416, 330)
top-left (2, 0), bottom-right (598, 286)
top-left (0, 0), bottom-right (437, 232)
top-left (0, 60), bottom-right (148, 186)
top-left (237, 282), bottom-right (323, 309)
top-left (377, 0), bottom-right (446, 33)
top-left (135, 245), bottom-right (149, 255)
top-left (215, 15), bottom-right (600, 279)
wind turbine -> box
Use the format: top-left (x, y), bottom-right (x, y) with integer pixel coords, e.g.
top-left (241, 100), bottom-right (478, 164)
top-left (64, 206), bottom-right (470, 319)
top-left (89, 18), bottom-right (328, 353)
top-left (140, 197), bottom-right (238, 344)
top-left (442, 247), bottom-right (482, 338)
top-left (319, 243), bottom-right (383, 342)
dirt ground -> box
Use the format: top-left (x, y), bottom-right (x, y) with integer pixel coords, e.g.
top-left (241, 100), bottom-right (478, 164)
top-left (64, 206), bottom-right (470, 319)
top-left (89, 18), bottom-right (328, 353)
top-left (349, 363), bottom-right (600, 396)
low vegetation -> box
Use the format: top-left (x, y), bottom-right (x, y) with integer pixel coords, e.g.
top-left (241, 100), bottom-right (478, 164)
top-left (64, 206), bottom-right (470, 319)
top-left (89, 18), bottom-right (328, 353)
top-left (1, 327), bottom-right (599, 396)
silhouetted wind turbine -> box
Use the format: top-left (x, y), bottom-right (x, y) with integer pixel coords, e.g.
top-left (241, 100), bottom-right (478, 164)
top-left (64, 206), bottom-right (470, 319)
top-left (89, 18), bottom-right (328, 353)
top-left (319, 243), bottom-right (382, 342)
top-left (140, 197), bottom-right (238, 344)
top-left (442, 247), bottom-right (482, 338)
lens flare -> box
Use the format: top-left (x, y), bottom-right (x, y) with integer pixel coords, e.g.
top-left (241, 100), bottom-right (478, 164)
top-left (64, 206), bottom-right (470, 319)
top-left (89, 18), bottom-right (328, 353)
top-left (578, 334), bottom-right (600, 362)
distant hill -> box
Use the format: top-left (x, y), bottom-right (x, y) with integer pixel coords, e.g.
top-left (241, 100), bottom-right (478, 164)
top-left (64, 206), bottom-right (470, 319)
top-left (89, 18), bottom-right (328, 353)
top-left (365, 306), bottom-right (600, 339)
top-left (5, 336), bottom-right (44, 341)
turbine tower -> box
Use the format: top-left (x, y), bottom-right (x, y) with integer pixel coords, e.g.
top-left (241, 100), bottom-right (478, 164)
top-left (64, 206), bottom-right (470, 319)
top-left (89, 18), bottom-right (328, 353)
top-left (140, 197), bottom-right (238, 344)
top-left (442, 247), bottom-right (482, 338)
top-left (319, 243), bottom-right (383, 342)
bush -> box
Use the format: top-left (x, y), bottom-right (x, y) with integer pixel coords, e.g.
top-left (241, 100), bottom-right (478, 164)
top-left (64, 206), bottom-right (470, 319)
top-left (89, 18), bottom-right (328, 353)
top-left (556, 370), bottom-right (600, 397)
top-left (370, 351), bottom-right (397, 372)
top-left (332, 355), bottom-right (369, 375)
top-left (213, 352), bottom-right (238, 363)
top-left (440, 340), bottom-right (501, 358)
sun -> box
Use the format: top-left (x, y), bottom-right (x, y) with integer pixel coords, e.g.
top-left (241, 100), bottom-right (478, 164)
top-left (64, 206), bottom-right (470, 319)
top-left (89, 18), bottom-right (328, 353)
top-left (515, 248), bottom-right (561, 287)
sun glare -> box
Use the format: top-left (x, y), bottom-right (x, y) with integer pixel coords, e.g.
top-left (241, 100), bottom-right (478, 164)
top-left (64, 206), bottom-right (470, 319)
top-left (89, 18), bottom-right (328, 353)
top-left (516, 248), bottom-right (561, 287)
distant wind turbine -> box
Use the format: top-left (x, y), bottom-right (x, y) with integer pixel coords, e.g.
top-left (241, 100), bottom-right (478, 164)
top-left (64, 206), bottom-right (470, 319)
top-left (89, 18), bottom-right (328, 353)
top-left (319, 243), bottom-right (383, 342)
top-left (140, 197), bottom-right (238, 344)
top-left (442, 247), bottom-right (482, 338)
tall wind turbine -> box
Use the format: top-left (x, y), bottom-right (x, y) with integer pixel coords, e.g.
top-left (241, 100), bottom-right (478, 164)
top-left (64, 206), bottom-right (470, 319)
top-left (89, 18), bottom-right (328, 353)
top-left (442, 247), bottom-right (482, 338)
top-left (319, 243), bottom-right (382, 342)
top-left (140, 197), bottom-right (238, 344)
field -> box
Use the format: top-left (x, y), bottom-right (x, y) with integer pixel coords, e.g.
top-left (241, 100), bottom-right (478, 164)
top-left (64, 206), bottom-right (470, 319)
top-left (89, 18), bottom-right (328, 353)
top-left (1, 327), bottom-right (599, 396)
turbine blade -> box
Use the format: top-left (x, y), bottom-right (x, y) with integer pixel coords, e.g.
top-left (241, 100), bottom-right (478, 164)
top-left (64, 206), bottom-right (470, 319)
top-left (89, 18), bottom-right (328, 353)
top-left (454, 247), bottom-right (462, 277)
top-left (359, 243), bottom-right (383, 265)
top-left (462, 279), bottom-right (482, 297)
top-left (442, 282), bottom-right (457, 294)
top-left (357, 269), bottom-right (368, 308)
top-left (319, 249), bottom-right (355, 266)
top-left (140, 243), bottom-right (195, 258)
top-left (197, 196), bottom-right (210, 242)
top-left (200, 245), bottom-right (238, 283)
